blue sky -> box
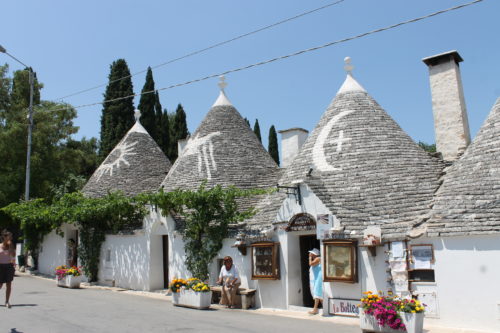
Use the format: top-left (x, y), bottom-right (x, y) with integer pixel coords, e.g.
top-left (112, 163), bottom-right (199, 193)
top-left (1, 0), bottom-right (497, 152)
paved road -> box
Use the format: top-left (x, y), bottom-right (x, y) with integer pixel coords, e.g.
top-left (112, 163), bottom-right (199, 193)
top-left (2, 274), bottom-right (360, 333)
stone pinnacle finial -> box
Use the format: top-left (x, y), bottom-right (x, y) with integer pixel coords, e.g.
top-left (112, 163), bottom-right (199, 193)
top-left (344, 56), bottom-right (354, 75)
top-left (218, 75), bottom-right (228, 91)
top-left (134, 109), bottom-right (141, 122)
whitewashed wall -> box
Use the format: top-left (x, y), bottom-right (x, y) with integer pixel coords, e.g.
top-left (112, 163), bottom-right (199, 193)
top-left (409, 235), bottom-right (500, 333)
top-left (277, 183), bottom-right (331, 222)
top-left (38, 224), bottom-right (78, 276)
top-left (98, 232), bottom-right (149, 290)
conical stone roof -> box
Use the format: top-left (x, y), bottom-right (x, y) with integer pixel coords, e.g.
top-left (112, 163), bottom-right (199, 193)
top-left (426, 98), bottom-right (500, 237)
top-left (248, 72), bottom-right (443, 238)
top-left (83, 118), bottom-right (171, 198)
top-left (161, 83), bottom-right (279, 211)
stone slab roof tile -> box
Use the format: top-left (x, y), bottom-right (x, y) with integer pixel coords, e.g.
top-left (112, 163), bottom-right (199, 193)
top-left (161, 101), bottom-right (280, 215)
top-left (425, 98), bottom-right (500, 236)
top-left (83, 122), bottom-right (171, 198)
top-left (248, 75), bottom-right (444, 239)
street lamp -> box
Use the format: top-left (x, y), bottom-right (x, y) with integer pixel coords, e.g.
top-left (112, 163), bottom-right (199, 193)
top-left (0, 44), bottom-right (35, 201)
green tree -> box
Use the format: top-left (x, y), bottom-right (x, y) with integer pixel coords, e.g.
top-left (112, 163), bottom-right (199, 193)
top-left (99, 59), bottom-right (135, 158)
top-left (138, 67), bottom-right (157, 140)
top-left (143, 183), bottom-right (269, 279)
top-left (418, 141), bottom-right (437, 153)
top-left (0, 64), bottom-right (11, 119)
top-left (159, 109), bottom-right (171, 157)
top-left (154, 91), bottom-right (163, 145)
top-left (170, 104), bottom-right (189, 161)
top-left (268, 125), bottom-right (279, 165)
top-left (0, 66), bottom-right (99, 236)
top-left (244, 117), bottom-right (250, 127)
top-left (253, 119), bottom-right (262, 143)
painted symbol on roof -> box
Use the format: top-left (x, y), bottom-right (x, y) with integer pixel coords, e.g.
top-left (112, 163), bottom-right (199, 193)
top-left (312, 110), bottom-right (354, 172)
top-left (332, 130), bottom-right (351, 153)
top-left (182, 132), bottom-right (221, 180)
top-left (95, 141), bottom-right (138, 180)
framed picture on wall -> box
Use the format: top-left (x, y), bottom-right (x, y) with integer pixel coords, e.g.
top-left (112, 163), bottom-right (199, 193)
top-left (323, 240), bottom-right (358, 283)
top-left (250, 242), bottom-right (280, 280)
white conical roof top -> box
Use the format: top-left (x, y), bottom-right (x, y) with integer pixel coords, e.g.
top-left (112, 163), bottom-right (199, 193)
top-left (212, 75), bottom-right (233, 107)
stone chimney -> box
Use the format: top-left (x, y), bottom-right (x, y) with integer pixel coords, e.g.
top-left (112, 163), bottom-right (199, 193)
top-left (422, 50), bottom-right (471, 161)
top-left (278, 128), bottom-right (308, 168)
top-left (177, 137), bottom-right (189, 156)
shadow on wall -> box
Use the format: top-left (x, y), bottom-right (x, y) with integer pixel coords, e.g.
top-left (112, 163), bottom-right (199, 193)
top-left (104, 237), bottom-right (149, 290)
top-left (170, 233), bottom-right (187, 280)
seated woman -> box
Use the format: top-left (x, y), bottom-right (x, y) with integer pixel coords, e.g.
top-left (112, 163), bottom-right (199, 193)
top-left (216, 256), bottom-right (240, 308)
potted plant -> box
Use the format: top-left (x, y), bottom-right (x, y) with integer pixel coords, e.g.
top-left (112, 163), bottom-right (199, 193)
top-left (359, 291), bottom-right (425, 333)
top-left (398, 298), bottom-right (425, 333)
top-left (170, 277), bottom-right (212, 309)
top-left (55, 265), bottom-right (82, 289)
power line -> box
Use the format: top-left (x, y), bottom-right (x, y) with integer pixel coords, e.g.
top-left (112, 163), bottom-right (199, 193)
top-left (45, 0), bottom-right (484, 114)
top-left (54, 0), bottom-right (347, 101)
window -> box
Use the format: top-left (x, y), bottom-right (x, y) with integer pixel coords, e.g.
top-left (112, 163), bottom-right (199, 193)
top-left (408, 244), bottom-right (435, 282)
top-left (323, 240), bottom-right (358, 283)
top-left (251, 242), bottom-right (280, 280)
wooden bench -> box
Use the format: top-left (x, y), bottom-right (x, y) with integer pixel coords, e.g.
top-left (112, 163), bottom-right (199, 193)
top-left (210, 286), bottom-right (256, 309)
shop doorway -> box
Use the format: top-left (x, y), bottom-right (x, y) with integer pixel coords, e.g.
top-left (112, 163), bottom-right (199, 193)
top-left (66, 230), bottom-right (79, 267)
top-left (299, 235), bottom-right (320, 307)
top-left (162, 235), bottom-right (169, 288)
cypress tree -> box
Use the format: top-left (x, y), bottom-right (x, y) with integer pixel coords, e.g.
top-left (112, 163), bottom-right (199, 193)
top-left (268, 125), bottom-right (279, 166)
top-left (170, 104), bottom-right (189, 161)
top-left (138, 67), bottom-right (157, 140)
top-left (160, 109), bottom-right (171, 158)
top-left (253, 119), bottom-right (262, 143)
top-left (99, 59), bottom-right (135, 158)
top-left (244, 117), bottom-right (251, 127)
top-left (154, 91), bottom-right (163, 143)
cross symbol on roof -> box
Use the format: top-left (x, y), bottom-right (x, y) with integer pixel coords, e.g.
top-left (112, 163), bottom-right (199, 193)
top-left (218, 75), bottom-right (228, 91)
top-left (331, 130), bottom-right (351, 153)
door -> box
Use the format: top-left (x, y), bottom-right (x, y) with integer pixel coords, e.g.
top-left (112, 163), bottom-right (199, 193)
top-left (162, 235), bottom-right (169, 289)
top-left (299, 235), bottom-right (320, 307)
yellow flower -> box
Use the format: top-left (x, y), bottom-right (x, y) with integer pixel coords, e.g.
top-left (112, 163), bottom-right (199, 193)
top-left (411, 310), bottom-right (416, 313)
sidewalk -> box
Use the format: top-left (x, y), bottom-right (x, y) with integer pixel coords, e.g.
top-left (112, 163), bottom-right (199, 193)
top-left (17, 270), bottom-right (491, 333)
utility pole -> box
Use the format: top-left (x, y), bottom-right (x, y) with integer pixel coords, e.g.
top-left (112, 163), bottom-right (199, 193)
top-left (26, 68), bottom-right (34, 200)
top-left (0, 44), bottom-right (35, 201)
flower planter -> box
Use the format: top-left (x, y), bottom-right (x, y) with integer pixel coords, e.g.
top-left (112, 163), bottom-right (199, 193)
top-left (360, 311), bottom-right (401, 333)
top-left (56, 275), bottom-right (82, 289)
top-left (400, 312), bottom-right (424, 333)
top-left (172, 289), bottom-right (212, 309)
top-left (360, 311), bottom-right (424, 333)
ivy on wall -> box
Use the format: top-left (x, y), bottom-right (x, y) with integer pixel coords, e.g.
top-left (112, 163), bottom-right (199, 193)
top-left (3, 192), bottom-right (145, 281)
top-left (141, 182), bottom-right (270, 280)
top-left (4, 183), bottom-right (271, 283)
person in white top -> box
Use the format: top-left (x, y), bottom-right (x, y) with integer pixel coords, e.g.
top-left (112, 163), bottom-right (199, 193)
top-left (216, 256), bottom-right (240, 308)
top-left (0, 230), bottom-right (16, 308)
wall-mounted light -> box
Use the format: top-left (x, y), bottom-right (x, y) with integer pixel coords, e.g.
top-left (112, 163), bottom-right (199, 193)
top-left (231, 232), bottom-right (247, 255)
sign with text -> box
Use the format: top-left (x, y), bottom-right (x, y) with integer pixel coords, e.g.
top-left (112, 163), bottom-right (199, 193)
top-left (316, 214), bottom-right (332, 240)
top-left (328, 298), bottom-right (360, 317)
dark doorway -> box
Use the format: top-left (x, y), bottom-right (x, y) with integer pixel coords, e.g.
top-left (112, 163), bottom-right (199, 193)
top-left (299, 235), bottom-right (320, 307)
top-left (162, 235), bottom-right (169, 289)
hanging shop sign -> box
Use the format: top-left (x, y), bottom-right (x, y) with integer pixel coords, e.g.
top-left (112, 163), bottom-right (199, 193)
top-left (284, 213), bottom-right (316, 232)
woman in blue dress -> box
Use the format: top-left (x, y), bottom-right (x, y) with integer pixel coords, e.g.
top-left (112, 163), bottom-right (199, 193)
top-left (308, 248), bottom-right (323, 315)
